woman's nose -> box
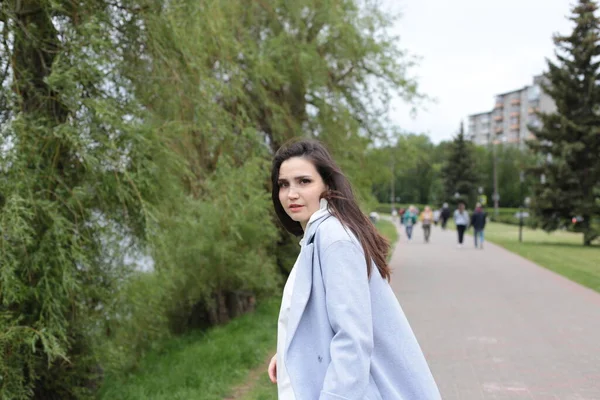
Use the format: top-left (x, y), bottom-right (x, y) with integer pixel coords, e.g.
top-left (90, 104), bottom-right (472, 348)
top-left (287, 187), bottom-right (299, 199)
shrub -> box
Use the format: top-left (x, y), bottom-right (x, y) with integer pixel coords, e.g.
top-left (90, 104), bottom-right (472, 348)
top-left (153, 157), bottom-right (281, 334)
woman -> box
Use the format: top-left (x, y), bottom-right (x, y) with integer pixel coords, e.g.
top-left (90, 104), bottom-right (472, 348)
top-left (453, 201), bottom-right (469, 248)
top-left (402, 205), bottom-right (418, 241)
top-left (420, 206), bottom-right (434, 243)
top-left (268, 139), bottom-right (440, 400)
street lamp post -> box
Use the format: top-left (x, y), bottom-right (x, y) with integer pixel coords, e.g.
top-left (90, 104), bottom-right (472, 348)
top-left (492, 142), bottom-right (499, 217)
top-left (519, 171), bottom-right (525, 243)
top-left (390, 157), bottom-right (395, 214)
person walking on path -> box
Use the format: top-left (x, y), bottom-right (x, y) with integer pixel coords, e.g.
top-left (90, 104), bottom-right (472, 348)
top-left (402, 205), bottom-right (418, 241)
top-left (433, 208), bottom-right (441, 226)
top-left (440, 203), bottom-right (451, 230)
top-left (398, 207), bottom-right (406, 224)
top-left (268, 139), bottom-right (441, 400)
top-left (470, 203), bottom-right (487, 249)
top-left (420, 206), bottom-right (434, 243)
top-left (453, 201), bottom-right (469, 248)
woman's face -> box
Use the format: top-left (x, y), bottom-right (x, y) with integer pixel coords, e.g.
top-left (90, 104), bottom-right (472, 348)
top-left (278, 157), bottom-right (327, 230)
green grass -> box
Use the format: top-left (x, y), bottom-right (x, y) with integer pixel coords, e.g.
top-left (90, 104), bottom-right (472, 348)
top-left (98, 298), bottom-right (280, 400)
top-left (482, 222), bottom-right (600, 293)
top-left (374, 219), bottom-right (399, 253)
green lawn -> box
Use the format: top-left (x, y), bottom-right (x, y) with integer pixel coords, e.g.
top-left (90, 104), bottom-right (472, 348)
top-left (482, 222), bottom-right (600, 293)
top-left (375, 219), bottom-right (399, 258)
top-left (98, 298), bottom-right (280, 400)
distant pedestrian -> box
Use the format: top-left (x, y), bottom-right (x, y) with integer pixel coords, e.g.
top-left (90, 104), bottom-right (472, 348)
top-left (440, 203), bottom-right (451, 230)
top-left (433, 209), bottom-right (441, 226)
top-left (470, 203), bottom-right (487, 249)
top-left (398, 207), bottom-right (406, 224)
top-left (454, 202), bottom-right (469, 248)
top-left (420, 206), bottom-right (434, 243)
top-left (402, 205), bottom-right (418, 240)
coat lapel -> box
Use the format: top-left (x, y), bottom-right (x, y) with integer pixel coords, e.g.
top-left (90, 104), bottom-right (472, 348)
top-left (285, 214), bottom-right (330, 354)
top-left (285, 242), bottom-right (314, 354)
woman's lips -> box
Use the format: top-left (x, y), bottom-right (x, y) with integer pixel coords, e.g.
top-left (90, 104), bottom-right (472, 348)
top-left (289, 205), bottom-right (304, 213)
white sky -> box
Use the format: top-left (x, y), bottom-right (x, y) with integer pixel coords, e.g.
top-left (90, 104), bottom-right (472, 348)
top-left (382, 0), bottom-right (575, 143)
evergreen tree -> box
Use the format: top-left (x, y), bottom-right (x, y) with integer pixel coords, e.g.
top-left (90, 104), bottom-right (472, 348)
top-left (442, 122), bottom-right (479, 206)
top-left (528, 0), bottom-right (600, 245)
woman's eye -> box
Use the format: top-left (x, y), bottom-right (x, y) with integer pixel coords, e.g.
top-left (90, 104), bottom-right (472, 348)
top-left (279, 182), bottom-right (289, 188)
top-left (300, 179), bottom-right (311, 184)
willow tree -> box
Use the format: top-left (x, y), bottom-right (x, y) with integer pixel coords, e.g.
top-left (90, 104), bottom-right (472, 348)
top-left (119, 0), bottom-right (422, 332)
top-left (0, 2), bottom-right (176, 398)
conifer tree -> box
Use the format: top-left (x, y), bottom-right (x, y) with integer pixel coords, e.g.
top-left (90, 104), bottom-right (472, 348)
top-left (528, 0), bottom-right (600, 245)
top-left (442, 122), bottom-right (480, 206)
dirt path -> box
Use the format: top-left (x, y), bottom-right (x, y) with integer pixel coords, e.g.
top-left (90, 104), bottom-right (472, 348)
top-left (223, 351), bottom-right (275, 400)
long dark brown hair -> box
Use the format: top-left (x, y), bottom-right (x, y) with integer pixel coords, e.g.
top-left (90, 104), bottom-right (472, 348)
top-left (271, 138), bottom-right (391, 281)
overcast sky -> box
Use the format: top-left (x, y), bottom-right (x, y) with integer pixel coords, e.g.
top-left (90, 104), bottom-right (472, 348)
top-left (382, 0), bottom-right (575, 143)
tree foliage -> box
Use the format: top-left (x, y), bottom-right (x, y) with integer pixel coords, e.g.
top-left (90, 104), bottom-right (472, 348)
top-left (370, 133), bottom-right (442, 206)
top-left (0, 1), bottom-right (178, 398)
top-left (527, 0), bottom-right (600, 245)
top-left (370, 133), bottom-right (537, 209)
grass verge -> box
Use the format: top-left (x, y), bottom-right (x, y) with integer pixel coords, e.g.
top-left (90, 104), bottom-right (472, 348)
top-left (374, 219), bottom-right (399, 253)
top-left (98, 298), bottom-right (280, 400)
top-left (375, 219), bottom-right (399, 243)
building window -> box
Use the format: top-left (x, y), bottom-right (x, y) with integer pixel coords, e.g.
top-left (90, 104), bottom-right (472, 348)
top-left (528, 85), bottom-right (541, 101)
top-left (495, 96), bottom-right (504, 109)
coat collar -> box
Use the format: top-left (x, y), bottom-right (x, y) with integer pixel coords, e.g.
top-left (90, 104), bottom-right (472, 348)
top-left (300, 198), bottom-right (331, 246)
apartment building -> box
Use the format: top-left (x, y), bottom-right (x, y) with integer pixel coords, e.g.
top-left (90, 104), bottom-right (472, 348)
top-left (468, 75), bottom-right (556, 147)
top-left (467, 111), bottom-right (492, 145)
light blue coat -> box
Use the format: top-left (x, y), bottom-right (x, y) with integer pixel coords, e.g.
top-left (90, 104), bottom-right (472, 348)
top-left (284, 211), bottom-right (441, 400)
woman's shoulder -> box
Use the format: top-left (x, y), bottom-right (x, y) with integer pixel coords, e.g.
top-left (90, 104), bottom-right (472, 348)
top-left (314, 215), bottom-right (360, 250)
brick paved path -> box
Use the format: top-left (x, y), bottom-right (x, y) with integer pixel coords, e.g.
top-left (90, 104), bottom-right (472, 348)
top-left (388, 221), bottom-right (600, 400)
